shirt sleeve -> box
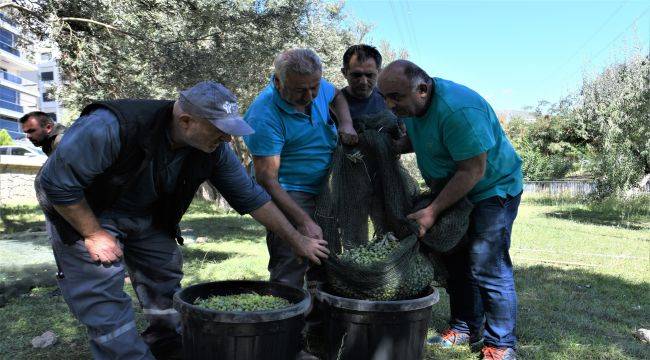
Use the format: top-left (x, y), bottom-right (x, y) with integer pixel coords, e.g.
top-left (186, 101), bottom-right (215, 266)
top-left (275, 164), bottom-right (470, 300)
top-left (243, 112), bottom-right (285, 157)
top-left (208, 143), bottom-right (271, 214)
top-left (441, 107), bottom-right (496, 161)
top-left (39, 109), bottom-right (121, 205)
top-left (320, 79), bottom-right (337, 104)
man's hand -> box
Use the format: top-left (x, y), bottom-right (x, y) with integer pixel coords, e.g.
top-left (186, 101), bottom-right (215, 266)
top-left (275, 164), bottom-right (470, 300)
top-left (338, 122), bottom-right (359, 146)
top-left (293, 235), bottom-right (330, 265)
top-left (84, 229), bottom-right (123, 265)
top-left (407, 204), bottom-right (438, 237)
top-left (297, 218), bottom-right (323, 240)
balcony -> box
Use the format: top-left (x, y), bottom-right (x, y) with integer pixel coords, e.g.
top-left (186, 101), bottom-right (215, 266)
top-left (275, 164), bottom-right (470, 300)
top-left (0, 41), bottom-right (18, 57)
top-left (0, 99), bottom-right (22, 113)
top-left (0, 13), bottom-right (16, 26)
top-left (0, 70), bottom-right (33, 85)
top-left (0, 76), bottom-right (38, 99)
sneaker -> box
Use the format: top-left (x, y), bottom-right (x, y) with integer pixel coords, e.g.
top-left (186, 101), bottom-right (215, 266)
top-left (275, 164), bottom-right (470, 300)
top-left (480, 345), bottom-right (516, 360)
top-left (427, 328), bottom-right (482, 348)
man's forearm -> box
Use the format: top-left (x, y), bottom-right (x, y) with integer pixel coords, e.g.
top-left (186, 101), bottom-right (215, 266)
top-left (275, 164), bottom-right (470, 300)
top-left (258, 178), bottom-right (312, 226)
top-left (333, 91), bottom-right (353, 129)
top-left (429, 170), bottom-right (480, 216)
top-left (53, 198), bottom-right (103, 237)
top-left (250, 201), bottom-right (303, 249)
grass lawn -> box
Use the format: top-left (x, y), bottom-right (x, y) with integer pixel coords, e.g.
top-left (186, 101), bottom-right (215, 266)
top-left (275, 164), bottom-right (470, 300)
top-left (0, 195), bottom-right (648, 359)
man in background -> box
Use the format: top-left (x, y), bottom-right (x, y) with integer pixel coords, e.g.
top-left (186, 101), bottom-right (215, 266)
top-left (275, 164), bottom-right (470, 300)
top-left (20, 111), bottom-right (65, 155)
top-left (340, 44), bottom-right (388, 120)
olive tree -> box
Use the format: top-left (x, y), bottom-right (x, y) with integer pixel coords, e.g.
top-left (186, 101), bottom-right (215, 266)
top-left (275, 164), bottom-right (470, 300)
top-left (576, 52), bottom-right (650, 196)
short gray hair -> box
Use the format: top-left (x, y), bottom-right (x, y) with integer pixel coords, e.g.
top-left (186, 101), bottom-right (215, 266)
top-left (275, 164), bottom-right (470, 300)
top-left (274, 48), bottom-right (322, 85)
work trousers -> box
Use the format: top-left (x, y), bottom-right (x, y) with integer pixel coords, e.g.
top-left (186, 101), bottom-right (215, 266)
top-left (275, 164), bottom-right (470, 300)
top-left (265, 191), bottom-right (324, 287)
top-left (48, 215), bottom-right (182, 359)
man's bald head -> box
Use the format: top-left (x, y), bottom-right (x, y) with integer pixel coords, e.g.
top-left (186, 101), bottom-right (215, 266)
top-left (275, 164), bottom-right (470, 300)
top-left (379, 60), bottom-right (431, 89)
top-left (378, 60), bottom-right (432, 118)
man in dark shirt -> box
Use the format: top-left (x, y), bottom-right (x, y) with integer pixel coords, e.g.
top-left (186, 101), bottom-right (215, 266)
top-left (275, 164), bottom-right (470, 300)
top-left (340, 44), bottom-right (403, 138)
top-left (19, 111), bottom-right (65, 156)
top-left (39, 82), bottom-right (329, 359)
top-left (340, 44), bottom-right (387, 119)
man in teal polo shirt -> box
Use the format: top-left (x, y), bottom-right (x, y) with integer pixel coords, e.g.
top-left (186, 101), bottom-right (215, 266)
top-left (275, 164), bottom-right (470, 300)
top-left (244, 48), bottom-right (357, 288)
top-left (378, 60), bottom-right (522, 360)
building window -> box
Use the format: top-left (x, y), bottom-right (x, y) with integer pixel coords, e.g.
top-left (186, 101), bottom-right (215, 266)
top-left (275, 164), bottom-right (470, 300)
top-left (0, 85), bottom-right (19, 102)
top-left (0, 28), bottom-right (19, 57)
top-left (1, 70), bottom-right (22, 84)
top-left (40, 52), bottom-right (52, 61)
top-left (47, 112), bottom-right (57, 122)
top-left (42, 91), bottom-right (55, 102)
top-left (40, 71), bottom-right (54, 81)
top-left (0, 85), bottom-right (22, 112)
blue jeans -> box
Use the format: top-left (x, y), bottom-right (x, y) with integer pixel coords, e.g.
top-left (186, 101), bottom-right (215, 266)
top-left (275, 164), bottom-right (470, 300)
top-left (442, 193), bottom-right (521, 348)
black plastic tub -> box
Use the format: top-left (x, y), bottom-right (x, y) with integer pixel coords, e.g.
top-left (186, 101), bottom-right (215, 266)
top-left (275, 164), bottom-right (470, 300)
top-left (315, 287), bottom-right (439, 360)
top-left (173, 280), bottom-right (311, 360)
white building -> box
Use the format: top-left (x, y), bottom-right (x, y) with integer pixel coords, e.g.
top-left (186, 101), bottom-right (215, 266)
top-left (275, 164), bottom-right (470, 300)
top-left (0, 13), bottom-right (39, 139)
top-left (35, 45), bottom-right (64, 123)
top-left (0, 12), bottom-right (65, 140)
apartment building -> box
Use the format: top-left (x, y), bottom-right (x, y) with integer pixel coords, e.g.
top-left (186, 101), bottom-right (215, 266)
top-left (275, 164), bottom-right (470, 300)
top-left (0, 13), bottom-right (64, 140)
top-left (36, 46), bottom-right (64, 123)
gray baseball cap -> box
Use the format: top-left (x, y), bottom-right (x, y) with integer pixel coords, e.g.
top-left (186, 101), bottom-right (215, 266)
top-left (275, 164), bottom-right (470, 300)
top-left (178, 81), bottom-right (254, 136)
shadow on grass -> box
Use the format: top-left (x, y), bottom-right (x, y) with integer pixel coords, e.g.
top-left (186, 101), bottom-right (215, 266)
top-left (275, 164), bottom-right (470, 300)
top-left (428, 265), bottom-right (650, 359)
top-left (0, 204), bottom-right (45, 233)
top-left (0, 263), bottom-right (57, 306)
top-left (181, 215), bottom-right (266, 244)
top-left (516, 265), bottom-right (649, 359)
top-left (182, 246), bottom-right (237, 263)
top-left (525, 194), bottom-right (650, 230)
top-left (0, 231), bottom-right (51, 251)
top-left (545, 208), bottom-right (647, 230)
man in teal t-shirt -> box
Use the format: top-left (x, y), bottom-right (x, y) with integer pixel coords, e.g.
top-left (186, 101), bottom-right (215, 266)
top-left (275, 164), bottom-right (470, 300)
top-left (378, 60), bottom-right (522, 360)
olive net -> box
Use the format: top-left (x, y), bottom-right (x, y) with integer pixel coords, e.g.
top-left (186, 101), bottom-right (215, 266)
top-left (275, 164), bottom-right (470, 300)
top-left (315, 110), bottom-right (473, 300)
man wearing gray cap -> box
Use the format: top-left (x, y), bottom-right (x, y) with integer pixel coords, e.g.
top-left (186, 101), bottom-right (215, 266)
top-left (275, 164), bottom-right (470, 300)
top-left (37, 81), bottom-right (329, 359)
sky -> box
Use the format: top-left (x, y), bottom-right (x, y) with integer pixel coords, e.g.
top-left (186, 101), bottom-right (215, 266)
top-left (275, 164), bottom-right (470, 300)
top-left (343, 0), bottom-right (650, 111)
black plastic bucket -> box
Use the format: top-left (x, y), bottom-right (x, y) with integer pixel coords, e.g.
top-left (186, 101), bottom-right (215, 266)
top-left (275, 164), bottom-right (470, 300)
top-left (315, 287), bottom-right (439, 360)
top-left (173, 280), bottom-right (311, 360)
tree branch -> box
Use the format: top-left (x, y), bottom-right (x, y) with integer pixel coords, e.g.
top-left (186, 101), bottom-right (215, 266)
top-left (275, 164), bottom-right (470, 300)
top-left (58, 17), bottom-right (150, 41)
top-left (0, 2), bottom-right (45, 21)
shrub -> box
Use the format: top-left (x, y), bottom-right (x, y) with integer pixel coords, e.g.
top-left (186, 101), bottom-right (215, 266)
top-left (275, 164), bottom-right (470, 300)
top-left (520, 148), bottom-right (573, 181)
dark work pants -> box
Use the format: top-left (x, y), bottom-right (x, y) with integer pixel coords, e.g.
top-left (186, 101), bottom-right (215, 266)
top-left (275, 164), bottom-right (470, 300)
top-left (442, 193), bottom-right (521, 348)
top-left (266, 191), bottom-right (324, 288)
top-left (265, 190), bottom-right (324, 339)
top-left (48, 215), bottom-right (183, 359)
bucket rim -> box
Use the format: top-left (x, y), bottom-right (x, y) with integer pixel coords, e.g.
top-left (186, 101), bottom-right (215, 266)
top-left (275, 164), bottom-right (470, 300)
top-left (173, 280), bottom-right (311, 323)
top-left (315, 286), bottom-right (439, 312)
